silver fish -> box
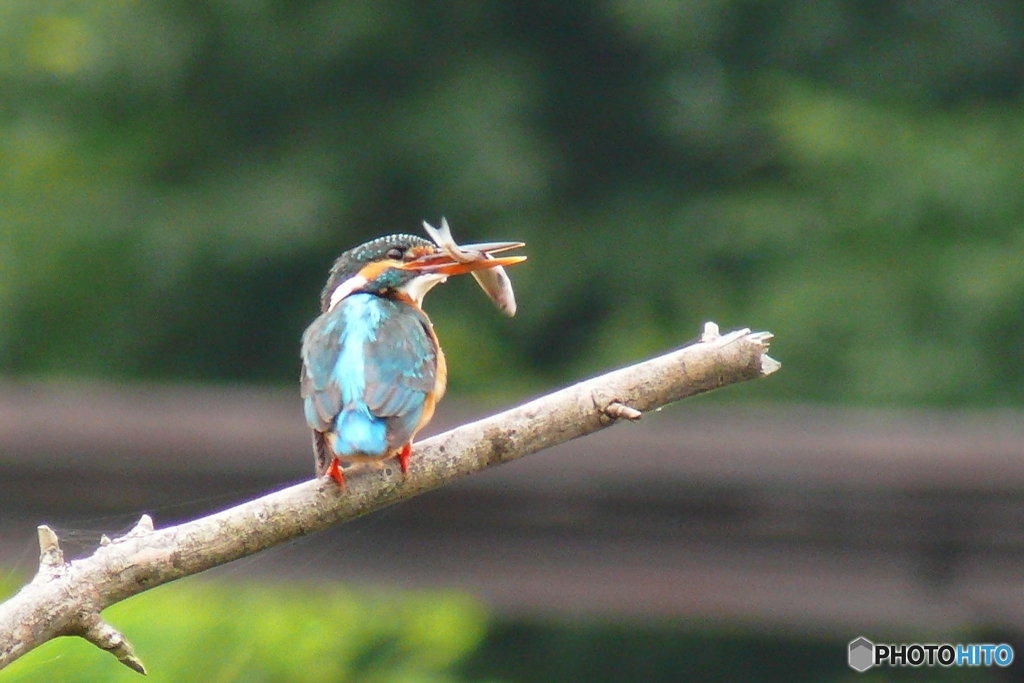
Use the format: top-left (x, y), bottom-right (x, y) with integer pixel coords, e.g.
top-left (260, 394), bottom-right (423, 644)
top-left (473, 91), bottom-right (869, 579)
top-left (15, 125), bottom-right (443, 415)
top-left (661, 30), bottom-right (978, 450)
top-left (422, 218), bottom-right (520, 316)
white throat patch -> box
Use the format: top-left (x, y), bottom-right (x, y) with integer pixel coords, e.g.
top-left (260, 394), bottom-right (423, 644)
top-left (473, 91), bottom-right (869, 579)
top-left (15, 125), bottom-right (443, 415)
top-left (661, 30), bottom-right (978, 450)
top-left (402, 273), bottom-right (448, 307)
top-left (327, 275), bottom-right (368, 312)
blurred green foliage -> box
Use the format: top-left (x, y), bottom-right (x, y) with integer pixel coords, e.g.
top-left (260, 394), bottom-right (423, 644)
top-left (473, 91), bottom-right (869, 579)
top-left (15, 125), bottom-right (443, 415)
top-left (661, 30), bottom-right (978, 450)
top-left (2, 0), bottom-right (1024, 405)
top-left (1, 577), bottom-right (487, 682)
top-left (1, 576), bottom-right (1004, 683)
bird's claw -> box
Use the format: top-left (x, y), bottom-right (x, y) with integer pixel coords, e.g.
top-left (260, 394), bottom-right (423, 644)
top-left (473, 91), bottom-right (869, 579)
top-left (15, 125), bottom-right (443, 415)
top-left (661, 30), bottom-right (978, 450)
top-left (326, 457), bottom-right (347, 491)
top-left (398, 443), bottom-right (412, 477)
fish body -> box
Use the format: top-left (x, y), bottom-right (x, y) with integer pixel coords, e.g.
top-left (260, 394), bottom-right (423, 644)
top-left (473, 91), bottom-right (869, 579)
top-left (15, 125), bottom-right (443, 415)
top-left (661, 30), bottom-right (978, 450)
top-left (423, 218), bottom-right (519, 316)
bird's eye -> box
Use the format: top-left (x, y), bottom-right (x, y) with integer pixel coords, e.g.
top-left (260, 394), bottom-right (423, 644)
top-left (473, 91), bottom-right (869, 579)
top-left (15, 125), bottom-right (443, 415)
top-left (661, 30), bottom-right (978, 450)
top-left (386, 247), bottom-right (404, 260)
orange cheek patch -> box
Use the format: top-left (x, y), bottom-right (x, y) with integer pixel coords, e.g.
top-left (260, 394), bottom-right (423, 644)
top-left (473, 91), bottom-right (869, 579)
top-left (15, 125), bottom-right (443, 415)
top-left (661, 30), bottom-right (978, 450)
top-left (357, 259), bottom-right (402, 281)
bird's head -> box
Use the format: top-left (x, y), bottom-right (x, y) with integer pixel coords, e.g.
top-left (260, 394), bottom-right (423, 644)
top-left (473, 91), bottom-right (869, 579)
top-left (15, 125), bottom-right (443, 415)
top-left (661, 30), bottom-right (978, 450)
top-left (321, 233), bottom-right (525, 312)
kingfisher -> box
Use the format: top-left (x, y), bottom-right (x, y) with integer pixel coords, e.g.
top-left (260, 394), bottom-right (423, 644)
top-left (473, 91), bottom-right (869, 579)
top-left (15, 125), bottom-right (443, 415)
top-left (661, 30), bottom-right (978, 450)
top-left (300, 232), bottom-right (525, 488)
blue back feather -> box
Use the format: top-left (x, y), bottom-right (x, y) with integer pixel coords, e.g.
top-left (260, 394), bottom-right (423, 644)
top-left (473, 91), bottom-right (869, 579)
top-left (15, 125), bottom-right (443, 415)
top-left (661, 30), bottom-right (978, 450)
top-left (300, 293), bottom-right (437, 458)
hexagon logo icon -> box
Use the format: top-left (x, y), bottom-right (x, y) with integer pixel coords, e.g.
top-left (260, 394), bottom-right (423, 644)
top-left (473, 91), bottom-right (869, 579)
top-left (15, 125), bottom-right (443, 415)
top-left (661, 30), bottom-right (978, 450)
top-left (848, 637), bottom-right (874, 672)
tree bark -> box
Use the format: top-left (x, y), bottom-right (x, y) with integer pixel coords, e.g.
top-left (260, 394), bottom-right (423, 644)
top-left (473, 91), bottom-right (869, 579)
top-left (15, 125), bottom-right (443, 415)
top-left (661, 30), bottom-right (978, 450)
top-left (0, 323), bottom-right (778, 674)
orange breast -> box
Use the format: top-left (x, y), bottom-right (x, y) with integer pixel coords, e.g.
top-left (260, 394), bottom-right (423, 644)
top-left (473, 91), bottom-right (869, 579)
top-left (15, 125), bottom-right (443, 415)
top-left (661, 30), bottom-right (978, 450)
top-left (413, 318), bottom-right (446, 438)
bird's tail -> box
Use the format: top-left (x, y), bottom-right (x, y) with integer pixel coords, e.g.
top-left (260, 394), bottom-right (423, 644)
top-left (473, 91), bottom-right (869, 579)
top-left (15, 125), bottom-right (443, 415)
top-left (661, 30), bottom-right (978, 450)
top-left (333, 408), bottom-right (388, 457)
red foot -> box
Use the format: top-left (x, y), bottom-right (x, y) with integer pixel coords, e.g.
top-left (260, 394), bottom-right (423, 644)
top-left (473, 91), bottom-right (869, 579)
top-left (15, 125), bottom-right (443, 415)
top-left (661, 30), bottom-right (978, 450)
top-left (326, 457), bottom-right (347, 491)
top-left (398, 443), bottom-right (412, 476)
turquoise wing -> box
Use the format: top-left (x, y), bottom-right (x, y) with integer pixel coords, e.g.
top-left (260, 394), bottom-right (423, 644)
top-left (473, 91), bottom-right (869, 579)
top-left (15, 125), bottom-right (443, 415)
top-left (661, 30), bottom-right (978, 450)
top-left (300, 293), bottom-right (437, 460)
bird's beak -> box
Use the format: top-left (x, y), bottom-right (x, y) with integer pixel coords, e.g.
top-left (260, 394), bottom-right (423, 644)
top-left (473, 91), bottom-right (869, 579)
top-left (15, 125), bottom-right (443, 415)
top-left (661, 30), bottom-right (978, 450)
top-left (401, 241), bottom-right (527, 275)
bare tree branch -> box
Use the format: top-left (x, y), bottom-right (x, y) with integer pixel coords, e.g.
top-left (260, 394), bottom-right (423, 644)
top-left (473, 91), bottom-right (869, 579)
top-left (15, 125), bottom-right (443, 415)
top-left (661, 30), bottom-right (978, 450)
top-left (0, 323), bottom-right (777, 673)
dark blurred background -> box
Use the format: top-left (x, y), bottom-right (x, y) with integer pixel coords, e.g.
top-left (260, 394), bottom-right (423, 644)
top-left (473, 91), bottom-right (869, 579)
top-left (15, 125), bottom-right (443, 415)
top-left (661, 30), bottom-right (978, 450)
top-left (3, 0), bottom-right (1024, 681)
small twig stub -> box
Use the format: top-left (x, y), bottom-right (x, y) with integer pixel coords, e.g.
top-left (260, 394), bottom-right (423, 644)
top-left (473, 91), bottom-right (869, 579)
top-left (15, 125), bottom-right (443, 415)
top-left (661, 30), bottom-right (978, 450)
top-left (604, 401), bottom-right (643, 421)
